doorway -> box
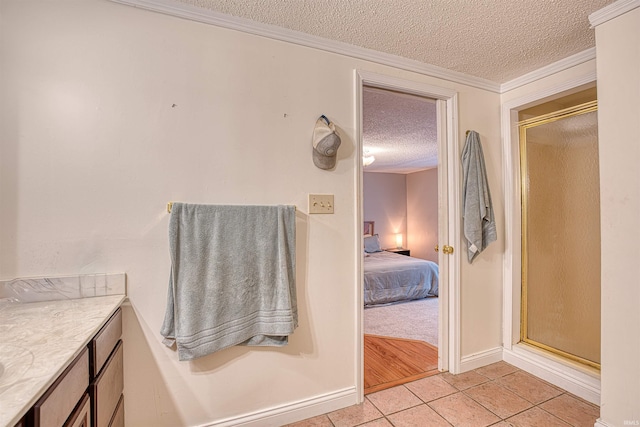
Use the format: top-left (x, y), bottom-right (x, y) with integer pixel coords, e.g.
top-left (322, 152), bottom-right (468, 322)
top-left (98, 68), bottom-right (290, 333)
top-left (355, 70), bottom-right (461, 400)
top-left (361, 87), bottom-right (440, 393)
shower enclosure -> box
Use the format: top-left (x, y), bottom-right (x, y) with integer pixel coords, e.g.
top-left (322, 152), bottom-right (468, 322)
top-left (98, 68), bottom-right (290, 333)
top-left (519, 100), bottom-right (601, 369)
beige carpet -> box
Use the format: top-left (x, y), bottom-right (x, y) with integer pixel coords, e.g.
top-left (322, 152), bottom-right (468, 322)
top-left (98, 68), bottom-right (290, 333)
top-left (364, 297), bottom-right (438, 347)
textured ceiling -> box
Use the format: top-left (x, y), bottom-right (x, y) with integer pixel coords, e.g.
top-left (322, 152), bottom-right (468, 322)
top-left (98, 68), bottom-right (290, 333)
top-left (180, 0), bottom-right (613, 83)
top-left (174, 0), bottom-right (614, 173)
top-left (363, 87), bottom-right (438, 174)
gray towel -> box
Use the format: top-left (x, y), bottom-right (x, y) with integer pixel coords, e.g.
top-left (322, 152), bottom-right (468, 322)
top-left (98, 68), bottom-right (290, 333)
top-left (462, 131), bottom-right (497, 263)
top-left (160, 203), bottom-right (297, 360)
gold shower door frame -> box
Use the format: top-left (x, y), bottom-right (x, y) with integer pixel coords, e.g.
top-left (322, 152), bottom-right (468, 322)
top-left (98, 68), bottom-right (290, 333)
top-left (519, 100), bottom-right (600, 370)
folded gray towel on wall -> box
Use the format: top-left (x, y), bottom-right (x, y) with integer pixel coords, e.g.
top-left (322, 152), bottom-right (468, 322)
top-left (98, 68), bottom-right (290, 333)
top-left (160, 203), bottom-right (297, 360)
top-left (462, 131), bottom-right (497, 263)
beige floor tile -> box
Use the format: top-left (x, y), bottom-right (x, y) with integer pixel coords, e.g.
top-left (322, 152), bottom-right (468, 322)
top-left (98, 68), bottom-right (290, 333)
top-left (327, 399), bottom-right (383, 427)
top-left (429, 392), bottom-right (500, 427)
top-left (440, 370), bottom-right (490, 390)
top-left (386, 404), bottom-right (451, 427)
top-left (474, 361), bottom-right (520, 380)
top-left (465, 381), bottom-right (533, 418)
top-left (506, 407), bottom-right (572, 426)
top-left (294, 370), bottom-right (602, 427)
top-left (496, 371), bottom-right (563, 404)
top-left (405, 375), bottom-right (458, 403)
top-left (367, 385), bottom-right (422, 415)
top-left (284, 414), bottom-right (334, 427)
top-left (360, 418), bottom-right (394, 427)
top-left (539, 393), bottom-right (600, 426)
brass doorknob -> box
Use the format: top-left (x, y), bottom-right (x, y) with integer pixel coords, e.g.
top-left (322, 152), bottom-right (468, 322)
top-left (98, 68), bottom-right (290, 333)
top-left (435, 245), bottom-right (439, 252)
top-left (443, 245), bottom-right (454, 254)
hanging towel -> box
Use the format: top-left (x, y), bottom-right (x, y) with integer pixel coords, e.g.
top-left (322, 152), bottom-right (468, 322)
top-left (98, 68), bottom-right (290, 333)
top-left (160, 203), bottom-right (297, 360)
top-left (462, 131), bottom-right (497, 263)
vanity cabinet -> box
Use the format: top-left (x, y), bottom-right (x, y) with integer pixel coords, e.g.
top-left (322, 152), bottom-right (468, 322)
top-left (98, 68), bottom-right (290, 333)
top-left (24, 307), bottom-right (124, 427)
top-left (90, 308), bottom-right (124, 427)
top-left (64, 394), bottom-right (90, 427)
top-left (90, 309), bottom-right (122, 377)
top-left (33, 349), bottom-right (89, 427)
top-left (91, 341), bottom-right (123, 427)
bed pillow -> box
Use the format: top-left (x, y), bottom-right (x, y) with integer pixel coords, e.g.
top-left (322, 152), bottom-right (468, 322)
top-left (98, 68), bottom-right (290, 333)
top-left (364, 234), bottom-right (382, 253)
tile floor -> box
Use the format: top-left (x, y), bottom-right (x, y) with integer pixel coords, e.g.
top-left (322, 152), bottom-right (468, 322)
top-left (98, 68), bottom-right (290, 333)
top-left (286, 361), bottom-right (599, 427)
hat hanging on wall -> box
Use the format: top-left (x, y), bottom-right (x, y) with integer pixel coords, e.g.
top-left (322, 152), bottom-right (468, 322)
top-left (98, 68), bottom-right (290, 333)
top-left (312, 115), bottom-right (342, 170)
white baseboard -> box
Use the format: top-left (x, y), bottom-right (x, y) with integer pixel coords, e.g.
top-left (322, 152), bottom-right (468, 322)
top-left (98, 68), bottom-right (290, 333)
top-left (503, 345), bottom-right (600, 405)
top-left (202, 387), bottom-right (358, 427)
top-left (459, 347), bottom-right (503, 373)
top-left (594, 419), bottom-right (615, 427)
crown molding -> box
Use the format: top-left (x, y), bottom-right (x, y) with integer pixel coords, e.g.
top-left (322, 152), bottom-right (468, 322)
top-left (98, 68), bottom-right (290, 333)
top-left (589, 0), bottom-right (640, 27)
top-left (500, 48), bottom-right (596, 93)
top-left (108, 0), bottom-right (501, 93)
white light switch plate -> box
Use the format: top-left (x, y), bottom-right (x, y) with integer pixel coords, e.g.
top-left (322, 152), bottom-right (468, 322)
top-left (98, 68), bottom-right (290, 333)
top-left (309, 194), bottom-right (334, 214)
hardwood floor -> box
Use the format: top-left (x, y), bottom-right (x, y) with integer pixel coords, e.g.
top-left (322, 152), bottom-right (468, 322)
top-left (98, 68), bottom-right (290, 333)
top-left (364, 334), bottom-right (439, 394)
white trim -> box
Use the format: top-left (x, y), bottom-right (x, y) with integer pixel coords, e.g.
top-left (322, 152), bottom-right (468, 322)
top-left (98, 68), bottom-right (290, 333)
top-left (108, 0), bottom-right (501, 93)
top-left (500, 48), bottom-right (596, 93)
top-left (459, 347), bottom-right (503, 373)
top-left (445, 93), bottom-right (462, 374)
top-left (501, 70), bottom-right (597, 355)
top-left (201, 387), bottom-right (357, 426)
top-left (589, 0), bottom-right (640, 27)
top-left (594, 419), bottom-right (615, 427)
top-left (355, 72), bottom-right (366, 404)
top-left (504, 346), bottom-right (600, 405)
top-left (354, 70), bottom-right (461, 377)
top-left (436, 98), bottom-right (450, 372)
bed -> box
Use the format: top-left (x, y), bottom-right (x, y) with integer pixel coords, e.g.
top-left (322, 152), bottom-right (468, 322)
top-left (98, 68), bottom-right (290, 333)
top-left (364, 221), bottom-right (439, 306)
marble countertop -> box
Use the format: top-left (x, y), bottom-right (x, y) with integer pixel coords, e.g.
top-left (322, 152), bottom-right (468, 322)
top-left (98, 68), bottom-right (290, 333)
top-left (0, 295), bottom-right (126, 427)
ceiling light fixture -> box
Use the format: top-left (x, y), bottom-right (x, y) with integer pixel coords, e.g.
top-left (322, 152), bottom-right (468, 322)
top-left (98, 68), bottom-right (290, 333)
top-left (363, 149), bottom-right (375, 167)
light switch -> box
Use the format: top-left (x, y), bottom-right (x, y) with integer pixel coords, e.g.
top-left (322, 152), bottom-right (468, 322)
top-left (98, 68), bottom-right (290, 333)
top-left (309, 194), bottom-right (334, 214)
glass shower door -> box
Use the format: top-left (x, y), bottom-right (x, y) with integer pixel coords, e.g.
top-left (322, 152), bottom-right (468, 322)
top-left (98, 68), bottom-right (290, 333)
top-left (520, 101), bottom-right (601, 368)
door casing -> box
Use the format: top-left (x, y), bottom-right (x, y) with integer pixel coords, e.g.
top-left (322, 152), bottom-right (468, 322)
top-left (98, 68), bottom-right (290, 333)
top-left (354, 70), bottom-right (461, 401)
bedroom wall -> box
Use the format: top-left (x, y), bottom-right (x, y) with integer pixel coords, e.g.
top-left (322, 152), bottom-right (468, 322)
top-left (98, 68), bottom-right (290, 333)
top-left (0, 0), bottom-right (503, 424)
top-left (593, 6), bottom-right (640, 425)
top-left (363, 172), bottom-right (407, 249)
top-left (406, 168), bottom-right (438, 262)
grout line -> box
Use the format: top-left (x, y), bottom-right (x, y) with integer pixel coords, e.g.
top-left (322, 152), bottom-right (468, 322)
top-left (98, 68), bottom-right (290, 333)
top-left (536, 404), bottom-right (576, 427)
top-left (307, 363), bottom-right (598, 427)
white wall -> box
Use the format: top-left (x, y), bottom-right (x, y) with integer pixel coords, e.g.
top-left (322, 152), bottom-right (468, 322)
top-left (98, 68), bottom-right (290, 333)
top-left (456, 129), bottom-right (504, 358)
top-left (593, 6), bottom-right (640, 425)
top-left (0, 0), bottom-right (503, 424)
top-left (363, 173), bottom-right (407, 249)
top-left (407, 168), bottom-right (438, 262)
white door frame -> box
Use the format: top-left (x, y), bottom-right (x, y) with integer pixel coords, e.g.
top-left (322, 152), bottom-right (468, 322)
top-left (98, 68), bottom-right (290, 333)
top-left (354, 70), bottom-right (461, 401)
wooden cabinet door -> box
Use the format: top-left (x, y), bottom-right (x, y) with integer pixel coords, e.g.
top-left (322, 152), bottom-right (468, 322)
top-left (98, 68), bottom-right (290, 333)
top-left (64, 394), bottom-right (90, 427)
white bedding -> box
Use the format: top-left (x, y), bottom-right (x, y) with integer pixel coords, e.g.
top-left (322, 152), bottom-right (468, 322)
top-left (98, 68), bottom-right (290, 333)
top-left (364, 251), bottom-right (439, 306)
